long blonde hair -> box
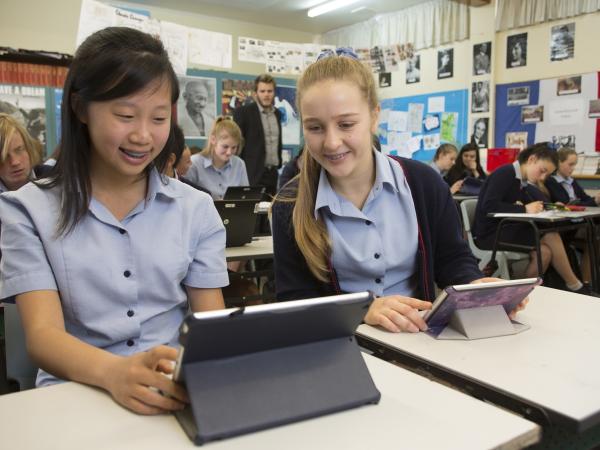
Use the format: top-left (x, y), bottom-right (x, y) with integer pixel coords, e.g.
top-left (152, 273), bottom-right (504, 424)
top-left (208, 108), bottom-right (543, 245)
top-left (200, 116), bottom-right (244, 158)
top-left (275, 55), bottom-right (378, 282)
top-left (0, 113), bottom-right (41, 167)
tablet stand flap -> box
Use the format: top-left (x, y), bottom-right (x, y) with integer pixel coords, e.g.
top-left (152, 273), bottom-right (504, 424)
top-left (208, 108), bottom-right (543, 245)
top-left (446, 304), bottom-right (520, 340)
top-left (175, 336), bottom-right (380, 445)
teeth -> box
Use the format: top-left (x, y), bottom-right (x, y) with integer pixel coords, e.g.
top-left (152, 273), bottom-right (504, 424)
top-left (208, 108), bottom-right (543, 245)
top-left (121, 148), bottom-right (145, 159)
top-left (327, 153), bottom-right (345, 160)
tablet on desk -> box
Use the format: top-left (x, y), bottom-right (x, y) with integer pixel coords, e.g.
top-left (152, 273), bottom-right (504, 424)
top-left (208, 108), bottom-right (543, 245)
top-left (173, 292), bottom-right (381, 445)
top-left (423, 278), bottom-right (541, 339)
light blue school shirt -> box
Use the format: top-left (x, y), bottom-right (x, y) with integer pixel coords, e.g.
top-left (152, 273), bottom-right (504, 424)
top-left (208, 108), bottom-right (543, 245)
top-left (429, 161), bottom-right (447, 177)
top-left (314, 150), bottom-right (419, 297)
top-left (0, 168), bottom-right (228, 386)
top-left (552, 173), bottom-right (576, 201)
top-left (186, 153), bottom-right (249, 200)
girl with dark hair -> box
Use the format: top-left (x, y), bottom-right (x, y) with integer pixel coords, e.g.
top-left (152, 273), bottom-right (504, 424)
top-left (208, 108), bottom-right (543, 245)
top-left (0, 27), bottom-right (228, 413)
top-left (271, 52), bottom-right (517, 334)
top-left (445, 143), bottom-right (487, 187)
top-left (473, 144), bottom-right (588, 293)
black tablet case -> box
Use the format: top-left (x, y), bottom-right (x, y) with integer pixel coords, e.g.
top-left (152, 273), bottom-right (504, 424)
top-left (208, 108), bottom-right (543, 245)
top-left (174, 293), bottom-right (380, 445)
top-left (213, 200), bottom-right (258, 247)
top-left (223, 186), bottom-right (266, 201)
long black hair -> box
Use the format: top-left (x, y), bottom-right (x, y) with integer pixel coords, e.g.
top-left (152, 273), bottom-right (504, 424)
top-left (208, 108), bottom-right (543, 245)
top-left (40, 27), bottom-right (179, 235)
top-left (446, 143), bottom-right (486, 185)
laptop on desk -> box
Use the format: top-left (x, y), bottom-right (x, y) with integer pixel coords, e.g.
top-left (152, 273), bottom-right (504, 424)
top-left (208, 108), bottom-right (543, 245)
top-left (223, 186), bottom-right (266, 201)
top-left (214, 200), bottom-right (258, 247)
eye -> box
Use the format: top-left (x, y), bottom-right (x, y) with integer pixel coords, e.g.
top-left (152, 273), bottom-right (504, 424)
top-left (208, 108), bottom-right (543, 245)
top-left (305, 124), bottom-right (322, 133)
top-left (339, 122), bottom-right (355, 130)
top-left (153, 117), bottom-right (167, 123)
top-left (115, 113), bottom-right (134, 120)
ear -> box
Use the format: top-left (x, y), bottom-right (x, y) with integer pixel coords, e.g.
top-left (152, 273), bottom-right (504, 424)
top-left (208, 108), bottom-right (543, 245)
top-left (370, 104), bottom-right (381, 135)
top-left (167, 153), bottom-right (176, 167)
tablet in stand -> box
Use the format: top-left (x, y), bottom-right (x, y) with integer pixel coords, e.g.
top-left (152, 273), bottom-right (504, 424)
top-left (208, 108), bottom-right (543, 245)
top-left (173, 292), bottom-right (380, 445)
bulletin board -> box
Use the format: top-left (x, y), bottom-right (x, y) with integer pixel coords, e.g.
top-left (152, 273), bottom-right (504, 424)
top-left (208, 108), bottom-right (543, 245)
top-left (378, 89), bottom-right (469, 162)
top-left (494, 71), bottom-right (600, 153)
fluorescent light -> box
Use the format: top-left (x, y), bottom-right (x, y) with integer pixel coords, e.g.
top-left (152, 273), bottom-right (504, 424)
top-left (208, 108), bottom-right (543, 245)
top-left (351, 6), bottom-right (366, 13)
top-left (307, 0), bottom-right (361, 18)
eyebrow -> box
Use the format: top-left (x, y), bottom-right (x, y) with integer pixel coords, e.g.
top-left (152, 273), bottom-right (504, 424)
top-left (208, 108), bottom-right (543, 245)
top-left (113, 101), bottom-right (171, 111)
top-left (303, 113), bottom-right (360, 121)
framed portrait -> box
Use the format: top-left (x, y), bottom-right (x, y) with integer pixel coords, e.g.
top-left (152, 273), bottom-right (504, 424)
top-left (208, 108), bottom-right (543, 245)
top-left (473, 42), bottom-right (491, 75)
top-left (470, 117), bottom-right (489, 149)
top-left (471, 81), bottom-right (490, 113)
top-left (521, 105), bottom-right (544, 124)
top-left (550, 23), bottom-right (575, 61)
top-left (506, 33), bottom-right (527, 68)
top-left (177, 76), bottom-right (217, 139)
top-left (507, 86), bottom-right (530, 106)
top-left (556, 76), bottom-right (582, 96)
top-left (437, 49), bottom-right (453, 79)
top-left (406, 55), bottom-right (420, 84)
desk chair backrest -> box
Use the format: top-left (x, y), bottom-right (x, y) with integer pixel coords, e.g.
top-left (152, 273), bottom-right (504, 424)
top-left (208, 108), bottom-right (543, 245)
top-left (4, 303), bottom-right (37, 390)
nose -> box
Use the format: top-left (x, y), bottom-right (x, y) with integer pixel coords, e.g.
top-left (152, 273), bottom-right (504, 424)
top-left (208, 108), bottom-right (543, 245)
top-left (129, 121), bottom-right (151, 145)
top-left (324, 126), bottom-right (342, 151)
top-left (7, 154), bottom-right (20, 167)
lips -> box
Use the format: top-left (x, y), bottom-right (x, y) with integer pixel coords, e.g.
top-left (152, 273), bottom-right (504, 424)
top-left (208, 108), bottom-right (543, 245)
top-left (119, 147), bottom-right (148, 159)
top-left (324, 152), bottom-right (349, 161)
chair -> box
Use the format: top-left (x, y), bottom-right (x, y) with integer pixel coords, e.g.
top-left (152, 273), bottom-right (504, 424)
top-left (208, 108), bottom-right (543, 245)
top-left (4, 303), bottom-right (37, 390)
top-left (460, 199), bottom-right (529, 279)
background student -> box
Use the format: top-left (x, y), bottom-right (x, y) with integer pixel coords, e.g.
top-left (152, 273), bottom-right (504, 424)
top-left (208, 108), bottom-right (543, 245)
top-left (445, 143), bottom-right (487, 187)
top-left (430, 143), bottom-right (463, 194)
top-left (0, 113), bottom-right (42, 193)
top-left (472, 144), bottom-right (589, 294)
top-left (271, 50), bottom-right (512, 334)
top-left (0, 27), bottom-right (228, 414)
top-left (185, 116), bottom-right (249, 200)
top-left (545, 147), bottom-right (600, 206)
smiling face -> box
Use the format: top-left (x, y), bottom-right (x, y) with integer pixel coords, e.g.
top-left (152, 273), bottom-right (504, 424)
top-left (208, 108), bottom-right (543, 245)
top-left (211, 131), bottom-right (239, 168)
top-left (558, 153), bottom-right (577, 178)
top-left (184, 82), bottom-right (208, 115)
top-left (85, 79), bottom-right (172, 183)
top-left (0, 131), bottom-right (32, 190)
top-left (525, 155), bottom-right (556, 183)
top-left (300, 79), bottom-right (377, 183)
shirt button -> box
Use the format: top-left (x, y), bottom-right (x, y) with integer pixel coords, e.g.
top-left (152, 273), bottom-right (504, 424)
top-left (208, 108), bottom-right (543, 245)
top-left (375, 278), bottom-right (381, 284)
top-left (127, 310), bottom-right (134, 317)
top-left (374, 253), bottom-right (380, 259)
top-left (365, 220), bottom-right (372, 226)
top-left (126, 339), bottom-right (134, 347)
top-left (119, 228), bottom-right (126, 235)
top-left (123, 270), bottom-right (131, 278)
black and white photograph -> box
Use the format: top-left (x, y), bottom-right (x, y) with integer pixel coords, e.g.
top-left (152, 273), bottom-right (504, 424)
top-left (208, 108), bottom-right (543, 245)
top-left (471, 81), bottom-right (490, 113)
top-left (370, 46), bottom-right (386, 73)
top-left (550, 23), bottom-right (575, 61)
top-left (521, 105), bottom-right (544, 123)
top-left (406, 54), bottom-right (420, 84)
top-left (379, 72), bottom-right (391, 88)
top-left (551, 134), bottom-right (576, 149)
top-left (437, 48), bottom-right (453, 79)
top-left (589, 99), bottom-right (600, 119)
top-left (177, 76), bottom-right (217, 138)
top-left (470, 117), bottom-right (489, 149)
top-left (506, 33), bottom-right (527, 68)
top-left (557, 75), bottom-right (582, 96)
top-left (473, 42), bottom-right (491, 75)
top-left (507, 86), bottom-right (530, 106)
top-left (0, 84), bottom-right (47, 147)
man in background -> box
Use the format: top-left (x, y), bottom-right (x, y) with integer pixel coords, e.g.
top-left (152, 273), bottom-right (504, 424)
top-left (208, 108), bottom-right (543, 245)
top-left (233, 74), bottom-right (282, 197)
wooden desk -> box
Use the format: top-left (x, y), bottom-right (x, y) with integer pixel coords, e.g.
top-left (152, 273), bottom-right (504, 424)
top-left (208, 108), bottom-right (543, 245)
top-left (0, 354), bottom-right (539, 449)
top-left (356, 287), bottom-right (600, 446)
top-left (225, 236), bottom-right (273, 262)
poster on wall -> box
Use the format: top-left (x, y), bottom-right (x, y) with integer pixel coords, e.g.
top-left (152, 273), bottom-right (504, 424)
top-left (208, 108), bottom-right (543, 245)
top-left (471, 81), bottom-right (490, 113)
top-left (406, 55), bottom-right (420, 84)
top-left (589, 99), bottom-right (600, 119)
top-left (470, 117), bottom-right (488, 149)
top-left (177, 76), bottom-right (217, 138)
top-left (275, 85), bottom-right (300, 146)
top-left (557, 76), bottom-right (581, 95)
top-left (437, 49), bottom-right (453, 79)
top-left (506, 33), bottom-right (527, 68)
top-left (550, 23), bottom-right (575, 61)
top-left (507, 86), bottom-right (530, 106)
top-left (506, 131), bottom-right (528, 150)
top-left (379, 72), bottom-right (391, 88)
top-left (221, 79), bottom-right (254, 117)
top-left (521, 105), bottom-right (544, 123)
top-left (0, 84), bottom-right (47, 147)
top-left (473, 42), bottom-right (491, 75)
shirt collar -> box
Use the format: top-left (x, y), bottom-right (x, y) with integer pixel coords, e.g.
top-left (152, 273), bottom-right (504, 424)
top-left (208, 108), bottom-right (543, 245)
top-left (202, 154), bottom-right (231, 170)
top-left (257, 102), bottom-right (273, 114)
top-left (553, 173), bottom-right (573, 185)
top-left (512, 161), bottom-right (528, 187)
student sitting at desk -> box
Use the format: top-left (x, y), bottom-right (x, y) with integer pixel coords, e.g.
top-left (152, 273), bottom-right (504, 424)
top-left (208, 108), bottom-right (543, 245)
top-left (0, 27), bottom-right (228, 414)
top-left (430, 143), bottom-right (463, 194)
top-left (545, 147), bottom-right (600, 206)
top-left (271, 49), bottom-right (517, 333)
top-left (473, 144), bottom-right (589, 294)
top-left (445, 143), bottom-right (487, 187)
top-left (185, 116), bottom-right (249, 200)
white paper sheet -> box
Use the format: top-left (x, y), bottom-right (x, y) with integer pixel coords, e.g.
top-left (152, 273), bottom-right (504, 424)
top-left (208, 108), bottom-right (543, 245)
top-left (388, 111), bottom-right (408, 132)
top-left (238, 36), bottom-right (267, 63)
top-left (160, 21), bottom-right (189, 75)
top-left (189, 28), bottom-right (232, 69)
top-left (408, 103), bottom-right (424, 133)
top-left (428, 96), bottom-right (445, 113)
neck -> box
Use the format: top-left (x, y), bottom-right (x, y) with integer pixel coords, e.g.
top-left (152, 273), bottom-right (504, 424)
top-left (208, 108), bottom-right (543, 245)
top-left (329, 152), bottom-right (376, 211)
top-left (212, 157), bottom-right (226, 169)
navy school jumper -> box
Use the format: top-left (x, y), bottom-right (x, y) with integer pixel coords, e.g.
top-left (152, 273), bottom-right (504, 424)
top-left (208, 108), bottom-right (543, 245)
top-left (271, 156), bottom-right (483, 302)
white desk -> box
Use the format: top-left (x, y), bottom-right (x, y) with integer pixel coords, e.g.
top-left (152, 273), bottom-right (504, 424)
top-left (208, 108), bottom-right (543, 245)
top-left (0, 354), bottom-right (539, 450)
top-left (225, 236), bottom-right (273, 262)
top-left (357, 286), bottom-right (600, 435)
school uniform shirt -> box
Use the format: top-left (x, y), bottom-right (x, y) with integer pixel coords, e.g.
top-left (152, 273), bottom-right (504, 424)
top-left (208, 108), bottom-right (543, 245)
top-left (186, 153), bottom-right (249, 200)
top-left (0, 168), bottom-right (228, 386)
top-left (429, 161), bottom-right (446, 178)
top-left (314, 150), bottom-right (419, 298)
top-left (272, 155), bottom-right (482, 302)
top-left (546, 174), bottom-right (596, 206)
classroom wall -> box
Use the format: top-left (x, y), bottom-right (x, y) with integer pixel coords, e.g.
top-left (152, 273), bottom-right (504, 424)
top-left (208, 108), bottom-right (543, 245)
top-left (0, 0), bottom-right (314, 76)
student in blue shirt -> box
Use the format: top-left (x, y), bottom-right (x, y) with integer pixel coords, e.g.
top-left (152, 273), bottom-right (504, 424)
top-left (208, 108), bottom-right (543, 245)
top-left (0, 27), bottom-right (228, 414)
top-left (271, 50), bottom-right (516, 333)
top-left (0, 113), bottom-right (42, 193)
top-left (430, 143), bottom-right (463, 194)
top-left (545, 147), bottom-right (600, 206)
top-left (185, 116), bottom-right (249, 199)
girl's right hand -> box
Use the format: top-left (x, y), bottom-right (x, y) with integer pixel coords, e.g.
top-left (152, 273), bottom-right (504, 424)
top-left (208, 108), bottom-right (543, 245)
top-left (450, 180), bottom-right (464, 194)
top-left (364, 296), bottom-right (432, 333)
top-left (525, 201), bottom-right (543, 214)
top-left (104, 345), bottom-right (189, 415)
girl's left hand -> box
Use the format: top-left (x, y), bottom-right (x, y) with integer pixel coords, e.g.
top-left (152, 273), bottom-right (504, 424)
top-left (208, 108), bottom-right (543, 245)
top-left (470, 277), bottom-right (529, 319)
